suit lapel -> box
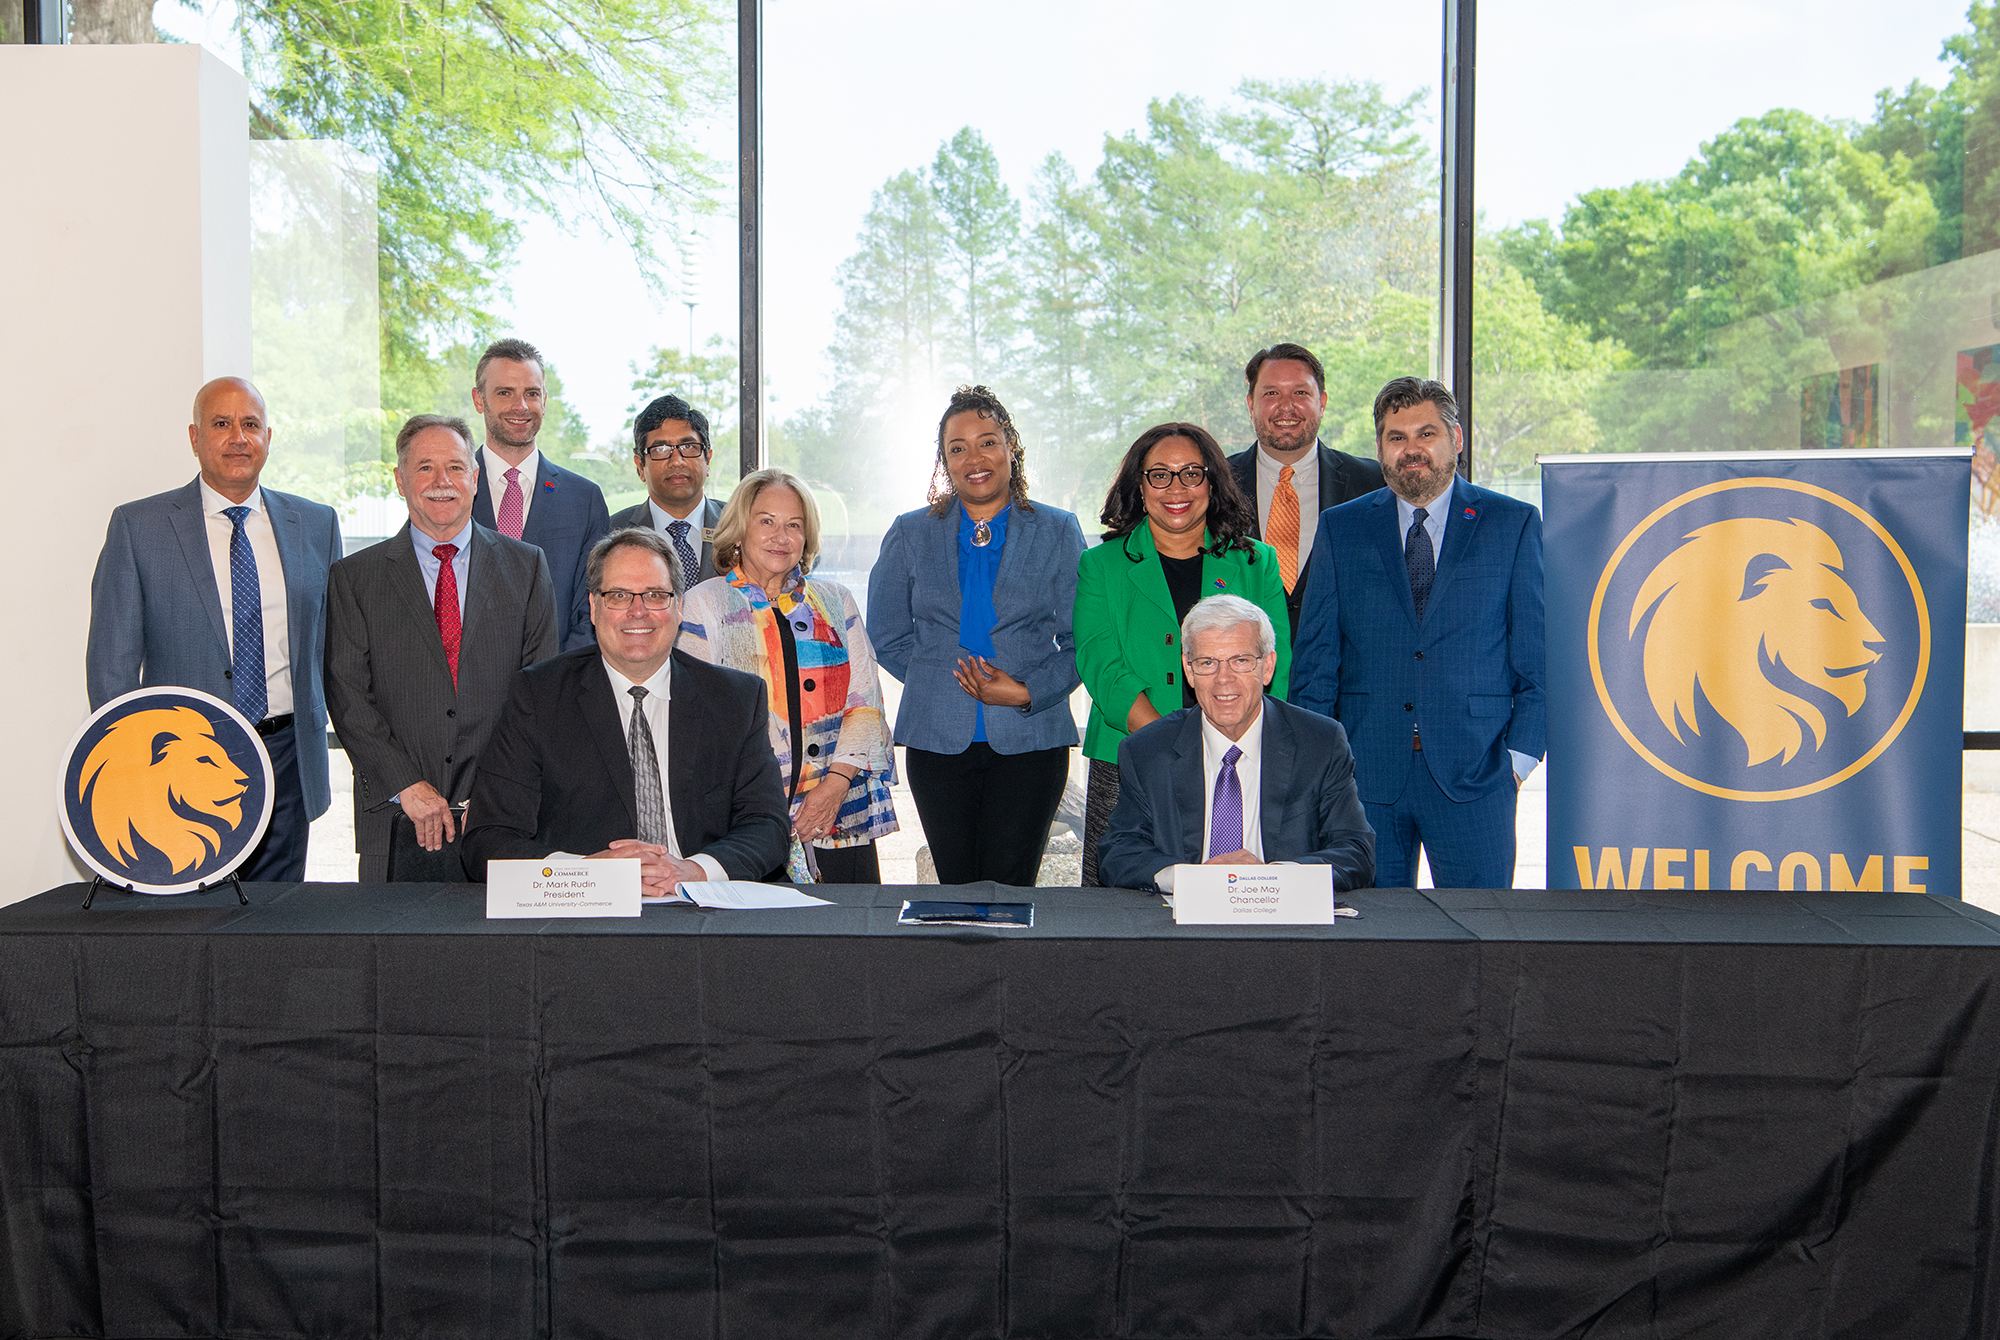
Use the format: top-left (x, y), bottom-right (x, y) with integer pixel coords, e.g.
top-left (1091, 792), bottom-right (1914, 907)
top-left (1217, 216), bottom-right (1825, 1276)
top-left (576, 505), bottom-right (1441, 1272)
top-left (665, 657), bottom-right (700, 842)
top-left (1123, 526), bottom-right (1179, 623)
top-left (1230, 452), bottom-right (1260, 538)
top-left (170, 482), bottom-right (230, 655)
top-left (523, 456), bottom-right (560, 543)
top-left (581, 655), bottom-right (640, 832)
top-left (1425, 483), bottom-right (1483, 616)
top-left (458, 525), bottom-right (507, 675)
top-left (1258, 702), bottom-right (1292, 844)
top-left (1317, 443), bottom-right (1342, 514)
top-left (992, 500), bottom-right (1035, 600)
top-left (386, 524), bottom-right (454, 684)
top-left (700, 497), bottom-right (723, 578)
top-left (1171, 710), bottom-right (1207, 863)
top-left (1372, 493), bottom-right (1420, 626)
top-left (264, 490), bottom-right (316, 679)
top-left (471, 448), bottom-right (497, 529)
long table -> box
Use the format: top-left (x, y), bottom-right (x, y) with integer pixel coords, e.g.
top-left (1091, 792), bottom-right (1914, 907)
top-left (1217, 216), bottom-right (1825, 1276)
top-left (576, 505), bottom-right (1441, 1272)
top-left (3, 882), bottom-right (1999, 1339)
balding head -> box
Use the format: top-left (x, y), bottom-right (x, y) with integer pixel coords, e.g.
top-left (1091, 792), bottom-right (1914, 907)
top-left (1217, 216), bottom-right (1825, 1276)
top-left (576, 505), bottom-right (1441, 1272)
top-left (188, 377), bottom-right (273, 504)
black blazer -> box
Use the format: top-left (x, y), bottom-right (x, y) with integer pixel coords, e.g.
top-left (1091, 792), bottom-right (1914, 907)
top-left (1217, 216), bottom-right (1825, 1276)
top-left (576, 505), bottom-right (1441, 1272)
top-left (461, 646), bottom-right (790, 881)
top-left (607, 495), bottom-right (725, 586)
top-left (1095, 697), bottom-right (1375, 893)
top-left (324, 521), bottom-right (558, 857)
top-left (1226, 440), bottom-right (1385, 633)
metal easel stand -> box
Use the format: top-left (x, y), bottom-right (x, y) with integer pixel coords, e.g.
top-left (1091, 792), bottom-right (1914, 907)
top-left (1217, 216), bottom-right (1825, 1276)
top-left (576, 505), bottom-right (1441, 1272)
top-left (82, 872), bottom-right (249, 910)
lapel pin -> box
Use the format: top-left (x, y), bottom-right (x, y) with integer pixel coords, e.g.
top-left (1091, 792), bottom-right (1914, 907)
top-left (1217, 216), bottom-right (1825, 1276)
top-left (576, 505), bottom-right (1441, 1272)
top-left (1212, 577), bottom-right (1226, 589)
top-left (1463, 506), bottom-right (1477, 519)
top-left (542, 479), bottom-right (556, 492)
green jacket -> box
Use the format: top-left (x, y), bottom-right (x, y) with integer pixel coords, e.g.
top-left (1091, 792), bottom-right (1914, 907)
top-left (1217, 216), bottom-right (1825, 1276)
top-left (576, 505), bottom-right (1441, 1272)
top-left (1074, 525), bottom-right (1293, 764)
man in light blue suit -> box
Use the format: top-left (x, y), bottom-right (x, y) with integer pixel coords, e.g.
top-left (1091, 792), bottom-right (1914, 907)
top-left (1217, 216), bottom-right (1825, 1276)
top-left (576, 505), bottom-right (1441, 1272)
top-left (1097, 596), bottom-right (1374, 894)
top-left (468, 338), bottom-right (611, 651)
top-left (87, 377), bottom-right (343, 882)
top-left (1292, 377), bottom-right (1545, 889)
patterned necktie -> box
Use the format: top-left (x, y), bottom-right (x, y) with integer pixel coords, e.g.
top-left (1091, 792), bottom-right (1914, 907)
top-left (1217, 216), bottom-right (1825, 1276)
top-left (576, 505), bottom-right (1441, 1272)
top-left (626, 686), bottom-right (671, 846)
top-left (497, 467), bottom-right (525, 540)
top-left (1268, 464), bottom-right (1301, 594)
top-left (1405, 506), bottom-right (1435, 621)
top-left (222, 505), bottom-right (267, 723)
top-left (432, 542), bottom-right (461, 688)
top-left (666, 518), bottom-right (699, 584)
top-left (1208, 745), bottom-right (1245, 860)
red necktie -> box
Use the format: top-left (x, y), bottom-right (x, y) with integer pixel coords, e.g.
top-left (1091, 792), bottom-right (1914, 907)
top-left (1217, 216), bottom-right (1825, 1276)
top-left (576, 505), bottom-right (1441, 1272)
top-left (433, 542), bottom-right (461, 687)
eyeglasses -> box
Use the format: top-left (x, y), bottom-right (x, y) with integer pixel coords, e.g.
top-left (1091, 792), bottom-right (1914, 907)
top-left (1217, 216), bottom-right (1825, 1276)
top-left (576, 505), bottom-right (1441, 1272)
top-left (1186, 654), bottom-right (1265, 676)
top-left (1144, 465), bottom-right (1210, 490)
top-left (639, 442), bottom-right (709, 461)
top-left (597, 588), bottom-right (677, 609)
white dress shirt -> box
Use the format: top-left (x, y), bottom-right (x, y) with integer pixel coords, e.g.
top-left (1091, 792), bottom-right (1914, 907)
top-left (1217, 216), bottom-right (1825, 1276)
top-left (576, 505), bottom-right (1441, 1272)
top-left (1255, 441), bottom-right (1320, 573)
top-left (1155, 705), bottom-right (1268, 893)
top-left (1394, 477), bottom-right (1539, 782)
top-left (647, 497), bottom-right (706, 533)
top-left (601, 656), bottom-right (728, 884)
top-left (482, 445), bottom-right (541, 531)
top-left (199, 479), bottom-right (293, 717)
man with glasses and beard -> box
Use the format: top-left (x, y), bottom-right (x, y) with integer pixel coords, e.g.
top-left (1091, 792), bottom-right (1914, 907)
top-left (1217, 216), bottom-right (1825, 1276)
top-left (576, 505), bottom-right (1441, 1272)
top-left (461, 528), bottom-right (789, 898)
top-left (1095, 595), bottom-right (1374, 894)
top-left (609, 393), bottom-right (725, 585)
top-left (1290, 377), bottom-right (1545, 891)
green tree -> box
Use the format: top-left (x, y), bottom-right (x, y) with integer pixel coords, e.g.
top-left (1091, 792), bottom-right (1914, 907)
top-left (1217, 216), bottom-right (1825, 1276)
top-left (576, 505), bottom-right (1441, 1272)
top-left (932, 127), bottom-right (1021, 384)
top-left (1469, 255), bottom-right (1623, 480)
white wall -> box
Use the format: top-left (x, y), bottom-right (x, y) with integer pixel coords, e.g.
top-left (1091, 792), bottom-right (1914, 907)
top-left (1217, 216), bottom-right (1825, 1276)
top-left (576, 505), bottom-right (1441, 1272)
top-left (0, 45), bottom-right (251, 902)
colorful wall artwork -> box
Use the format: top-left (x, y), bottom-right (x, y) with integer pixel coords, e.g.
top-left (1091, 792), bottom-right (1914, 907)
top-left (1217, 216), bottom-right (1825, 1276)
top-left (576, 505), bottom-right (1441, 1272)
top-left (1801, 364), bottom-right (1881, 450)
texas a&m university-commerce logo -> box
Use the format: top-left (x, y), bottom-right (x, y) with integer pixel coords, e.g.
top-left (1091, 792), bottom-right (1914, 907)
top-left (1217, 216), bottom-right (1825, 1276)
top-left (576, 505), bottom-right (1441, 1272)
top-left (1546, 453), bottom-right (1965, 895)
top-left (59, 687), bottom-right (274, 894)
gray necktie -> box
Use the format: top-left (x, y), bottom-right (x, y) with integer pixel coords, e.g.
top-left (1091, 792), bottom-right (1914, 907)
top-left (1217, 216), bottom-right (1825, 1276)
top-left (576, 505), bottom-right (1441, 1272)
top-left (626, 686), bottom-right (670, 846)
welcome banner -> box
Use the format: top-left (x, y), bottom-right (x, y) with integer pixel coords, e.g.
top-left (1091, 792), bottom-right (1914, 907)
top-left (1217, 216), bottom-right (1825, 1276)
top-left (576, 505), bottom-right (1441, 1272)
top-left (1543, 450), bottom-right (1969, 895)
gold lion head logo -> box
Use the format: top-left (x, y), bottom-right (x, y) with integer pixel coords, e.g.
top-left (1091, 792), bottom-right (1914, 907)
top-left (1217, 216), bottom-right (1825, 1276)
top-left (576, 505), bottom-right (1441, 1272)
top-left (1629, 517), bottom-right (1884, 767)
top-left (77, 707), bottom-right (250, 874)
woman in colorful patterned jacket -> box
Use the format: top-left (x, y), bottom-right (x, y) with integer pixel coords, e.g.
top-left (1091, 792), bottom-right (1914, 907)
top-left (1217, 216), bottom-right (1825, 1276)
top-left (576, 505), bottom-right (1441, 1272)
top-left (677, 467), bottom-right (898, 882)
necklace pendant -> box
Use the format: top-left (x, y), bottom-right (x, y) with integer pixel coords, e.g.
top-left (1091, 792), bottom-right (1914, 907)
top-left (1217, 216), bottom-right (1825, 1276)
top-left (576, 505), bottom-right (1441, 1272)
top-left (971, 519), bottom-right (993, 548)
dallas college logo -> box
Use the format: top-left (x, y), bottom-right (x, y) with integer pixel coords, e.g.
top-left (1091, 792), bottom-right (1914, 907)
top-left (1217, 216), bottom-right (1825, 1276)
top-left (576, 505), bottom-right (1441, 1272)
top-left (59, 688), bottom-right (275, 893)
top-left (1587, 478), bottom-right (1930, 802)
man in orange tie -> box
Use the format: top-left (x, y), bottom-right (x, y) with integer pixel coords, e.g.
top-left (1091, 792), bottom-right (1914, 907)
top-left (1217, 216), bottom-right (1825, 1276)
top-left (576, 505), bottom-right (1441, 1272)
top-left (1226, 343), bottom-right (1385, 634)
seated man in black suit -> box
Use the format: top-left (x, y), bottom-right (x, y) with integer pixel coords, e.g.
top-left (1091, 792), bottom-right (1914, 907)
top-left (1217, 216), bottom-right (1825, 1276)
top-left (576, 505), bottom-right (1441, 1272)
top-left (462, 527), bottom-right (789, 897)
top-left (1097, 594), bottom-right (1374, 893)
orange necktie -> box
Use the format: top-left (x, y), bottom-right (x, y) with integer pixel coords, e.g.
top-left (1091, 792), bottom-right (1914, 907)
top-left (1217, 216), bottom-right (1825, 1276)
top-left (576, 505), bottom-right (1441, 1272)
top-left (1269, 464), bottom-right (1301, 593)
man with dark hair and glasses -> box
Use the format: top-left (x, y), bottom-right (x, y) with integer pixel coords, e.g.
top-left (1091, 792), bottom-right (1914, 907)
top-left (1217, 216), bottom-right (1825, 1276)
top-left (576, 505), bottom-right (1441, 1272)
top-left (461, 527), bottom-right (789, 896)
top-left (609, 393), bottom-right (725, 585)
top-left (1096, 595), bottom-right (1374, 894)
top-left (1225, 342), bottom-right (1385, 634)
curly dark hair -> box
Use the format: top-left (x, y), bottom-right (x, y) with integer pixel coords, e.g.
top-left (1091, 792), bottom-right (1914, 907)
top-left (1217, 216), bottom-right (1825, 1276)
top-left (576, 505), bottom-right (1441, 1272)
top-left (1097, 422), bottom-right (1260, 556)
top-left (926, 385), bottom-right (1035, 517)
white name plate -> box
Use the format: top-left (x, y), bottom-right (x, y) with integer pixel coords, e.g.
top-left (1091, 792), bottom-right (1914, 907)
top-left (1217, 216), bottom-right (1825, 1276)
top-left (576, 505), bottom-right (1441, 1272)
top-left (486, 858), bottom-right (641, 918)
top-left (1172, 864), bottom-right (1335, 925)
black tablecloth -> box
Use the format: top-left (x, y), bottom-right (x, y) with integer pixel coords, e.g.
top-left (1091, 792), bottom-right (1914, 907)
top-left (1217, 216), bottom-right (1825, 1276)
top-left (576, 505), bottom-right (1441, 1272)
top-left (3, 882), bottom-right (1999, 1339)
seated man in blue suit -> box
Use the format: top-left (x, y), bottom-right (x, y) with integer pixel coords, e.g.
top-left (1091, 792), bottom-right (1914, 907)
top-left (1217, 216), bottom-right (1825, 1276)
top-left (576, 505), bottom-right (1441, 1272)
top-left (468, 337), bottom-right (611, 652)
top-left (1291, 377), bottom-right (1545, 889)
top-left (86, 376), bottom-right (343, 882)
top-left (1096, 595), bottom-right (1374, 893)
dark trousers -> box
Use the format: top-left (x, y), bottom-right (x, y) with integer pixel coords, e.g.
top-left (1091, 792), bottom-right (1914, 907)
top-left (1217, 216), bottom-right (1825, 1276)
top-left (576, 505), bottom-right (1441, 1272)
top-left (812, 840), bottom-right (880, 885)
top-left (238, 725), bottom-right (310, 883)
top-left (1080, 757), bottom-right (1121, 888)
top-left (905, 742), bottom-right (1069, 888)
top-left (1365, 754), bottom-right (1519, 889)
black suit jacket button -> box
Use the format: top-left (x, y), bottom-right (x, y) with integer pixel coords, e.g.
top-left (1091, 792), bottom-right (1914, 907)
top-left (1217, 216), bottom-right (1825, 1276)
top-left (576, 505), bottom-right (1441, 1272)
top-left (806, 744), bottom-right (820, 756)
top-left (802, 678), bottom-right (815, 692)
top-left (224, 669), bottom-right (233, 679)
top-left (446, 708), bottom-right (457, 718)
top-left (1414, 651), bottom-right (1424, 660)
top-left (445, 755), bottom-right (454, 764)
top-left (1404, 702), bottom-right (1414, 711)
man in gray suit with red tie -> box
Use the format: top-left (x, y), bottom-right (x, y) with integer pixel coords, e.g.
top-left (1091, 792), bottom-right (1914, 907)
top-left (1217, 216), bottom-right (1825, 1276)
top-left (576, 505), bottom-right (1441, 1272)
top-left (325, 415), bottom-right (558, 881)
top-left (86, 377), bottom-right (343, 882)
top-left (469, 337), bottom-right (611, 652)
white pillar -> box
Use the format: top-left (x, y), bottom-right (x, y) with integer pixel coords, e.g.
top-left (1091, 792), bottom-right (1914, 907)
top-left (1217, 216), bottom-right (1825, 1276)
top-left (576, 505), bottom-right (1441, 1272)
top-left (0, 45), bottom-right (251, 902)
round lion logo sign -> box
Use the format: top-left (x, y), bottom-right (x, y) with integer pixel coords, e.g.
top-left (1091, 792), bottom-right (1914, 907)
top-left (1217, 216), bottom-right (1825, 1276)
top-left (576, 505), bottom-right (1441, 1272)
top-left (1587, 477), bottom-right (1930, 802)
top-left (59, 687), bottom-right (275, 893)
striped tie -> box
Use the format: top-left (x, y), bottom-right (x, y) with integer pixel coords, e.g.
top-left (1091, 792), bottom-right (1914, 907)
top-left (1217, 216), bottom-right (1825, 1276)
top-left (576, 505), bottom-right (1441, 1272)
top-left (1268, 465), bottom-right (1301, 593)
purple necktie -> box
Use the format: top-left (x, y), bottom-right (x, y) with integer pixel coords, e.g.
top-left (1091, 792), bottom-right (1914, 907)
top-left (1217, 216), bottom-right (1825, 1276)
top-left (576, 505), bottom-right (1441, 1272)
top-left (497, 467), bottom-right (525, 539)
top-left (1208, 745), bottom-right (1244, 859)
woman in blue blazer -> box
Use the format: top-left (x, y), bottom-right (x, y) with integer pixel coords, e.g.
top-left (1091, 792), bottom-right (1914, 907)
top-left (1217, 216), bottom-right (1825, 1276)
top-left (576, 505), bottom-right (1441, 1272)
top-left (868, 386), bottom-right (1086, 886)
top-left (1074, 423), bottom-right (1292, 885)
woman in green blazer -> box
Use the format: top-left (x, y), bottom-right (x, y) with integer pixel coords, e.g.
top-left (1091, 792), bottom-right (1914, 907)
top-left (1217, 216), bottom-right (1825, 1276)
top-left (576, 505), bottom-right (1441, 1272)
top-left (1074, 422), bottom-right (1292, 885)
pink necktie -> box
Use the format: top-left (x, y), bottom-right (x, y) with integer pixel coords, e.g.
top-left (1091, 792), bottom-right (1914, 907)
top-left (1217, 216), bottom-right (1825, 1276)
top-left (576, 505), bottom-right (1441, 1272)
top-left (497, 467), bottom-right (525, 539)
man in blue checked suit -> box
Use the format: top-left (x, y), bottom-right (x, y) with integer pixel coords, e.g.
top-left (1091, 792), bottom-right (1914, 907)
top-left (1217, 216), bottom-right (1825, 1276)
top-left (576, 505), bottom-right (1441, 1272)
top-left (1291, 377), bottom-right (1545, 889)
top-left (468, 337), bottom-right (611, 651)
top-left (87, 377), bottom-right (343, 882)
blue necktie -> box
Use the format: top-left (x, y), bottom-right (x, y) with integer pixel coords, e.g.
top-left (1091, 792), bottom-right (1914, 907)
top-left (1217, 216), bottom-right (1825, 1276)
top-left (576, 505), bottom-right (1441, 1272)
top-left (1405, 506), bottom-right (1435, 621)
top-left (667, 518), bottom-right (700, 584)
top-left (224, 506), bottom-right (267, 723)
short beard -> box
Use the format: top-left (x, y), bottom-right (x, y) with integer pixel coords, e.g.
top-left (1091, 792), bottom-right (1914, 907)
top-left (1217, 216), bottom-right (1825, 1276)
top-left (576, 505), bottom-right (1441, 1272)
top-left (1387, 458), bottom-right (1453, 506)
